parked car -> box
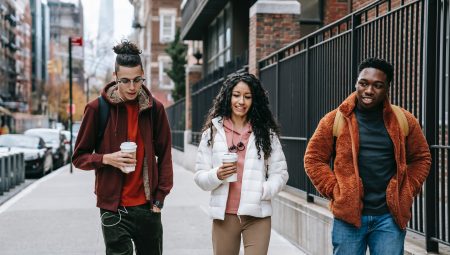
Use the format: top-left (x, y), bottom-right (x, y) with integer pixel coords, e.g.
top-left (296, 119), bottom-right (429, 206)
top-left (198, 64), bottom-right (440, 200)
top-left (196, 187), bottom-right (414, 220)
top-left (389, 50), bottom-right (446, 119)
top-left (24, 128), bottom-right (68, 168)
top-left (61, 130), bottom-right (76, 155)
top-left (0, 134), bottom-right (53, 177)
top-left (72, 121), bottom-right (82, 140)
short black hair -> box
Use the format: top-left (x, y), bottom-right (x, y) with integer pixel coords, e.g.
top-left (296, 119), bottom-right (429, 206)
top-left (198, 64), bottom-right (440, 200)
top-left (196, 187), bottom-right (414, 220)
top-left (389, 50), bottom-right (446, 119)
top-left (358, 58), bottom-right (394, 84)
top-left (113, 40), bottom-right (143, 73)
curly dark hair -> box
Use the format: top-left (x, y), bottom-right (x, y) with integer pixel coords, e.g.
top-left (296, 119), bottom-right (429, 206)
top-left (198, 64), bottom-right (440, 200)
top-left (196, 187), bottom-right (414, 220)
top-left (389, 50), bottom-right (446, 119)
top-left (113, 39), bottom-right (143, 73)
top-left (202, 72), bottom-right (280, 159)
top-left (358, 58), bottom-right (394, 84)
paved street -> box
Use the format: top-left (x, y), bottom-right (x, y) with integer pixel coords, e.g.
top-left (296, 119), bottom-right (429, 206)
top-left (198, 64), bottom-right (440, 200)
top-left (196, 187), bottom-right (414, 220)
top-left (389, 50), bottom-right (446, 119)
top-left (0, 163), bottom-right (304, 255)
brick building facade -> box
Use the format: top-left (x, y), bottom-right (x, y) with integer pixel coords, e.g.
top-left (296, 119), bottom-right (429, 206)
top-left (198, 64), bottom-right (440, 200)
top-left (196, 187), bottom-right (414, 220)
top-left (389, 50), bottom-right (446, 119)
top-left (0, 0), bottom-right (18, 104)
top-left (129, 0), bottom-right (181, 107)
top-left (0, 0), bottom-right (33, 113)
top-left (15, 0), bottom-right (32, 113)
top-left (323, 0), bottom-right (350, 24)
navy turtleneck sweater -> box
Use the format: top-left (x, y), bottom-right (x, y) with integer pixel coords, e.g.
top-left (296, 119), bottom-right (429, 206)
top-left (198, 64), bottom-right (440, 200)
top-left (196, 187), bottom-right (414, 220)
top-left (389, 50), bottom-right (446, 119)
top-left (355, 105), bottom-right (396, 215)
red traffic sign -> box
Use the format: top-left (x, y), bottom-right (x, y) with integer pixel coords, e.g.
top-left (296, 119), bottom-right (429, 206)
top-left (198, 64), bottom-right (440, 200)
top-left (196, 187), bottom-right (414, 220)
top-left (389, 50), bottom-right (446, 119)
top-left (66, 103), bottom-right (76, 114)
top-left (71, 37), bottom-right (83, 46)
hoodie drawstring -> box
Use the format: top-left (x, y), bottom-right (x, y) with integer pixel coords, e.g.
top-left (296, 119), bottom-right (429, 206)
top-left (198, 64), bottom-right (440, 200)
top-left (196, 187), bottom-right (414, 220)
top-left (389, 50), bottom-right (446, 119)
top-left (114, 105), bottom-right (119, 137)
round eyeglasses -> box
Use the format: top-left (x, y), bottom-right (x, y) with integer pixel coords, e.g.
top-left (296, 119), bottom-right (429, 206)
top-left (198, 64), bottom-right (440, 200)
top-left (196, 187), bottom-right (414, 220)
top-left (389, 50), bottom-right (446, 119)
top-left (116, 77), bottom-right (145, 86)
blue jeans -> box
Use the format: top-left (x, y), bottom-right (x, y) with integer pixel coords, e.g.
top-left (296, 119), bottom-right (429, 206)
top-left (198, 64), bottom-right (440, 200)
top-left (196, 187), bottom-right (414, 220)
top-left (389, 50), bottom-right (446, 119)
top-left (332, 214), bottom-right (406, 255)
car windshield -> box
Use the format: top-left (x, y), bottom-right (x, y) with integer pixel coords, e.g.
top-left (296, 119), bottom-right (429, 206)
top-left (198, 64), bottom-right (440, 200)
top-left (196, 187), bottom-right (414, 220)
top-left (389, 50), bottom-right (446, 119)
top-left (72, 123), bottom-right (81, 134)
top-left (0, 135), bottom-right (41, 149)
top-left (61, 131), bottom-right (72, 139)
top-left (26, 130), bottom-right (59, 143)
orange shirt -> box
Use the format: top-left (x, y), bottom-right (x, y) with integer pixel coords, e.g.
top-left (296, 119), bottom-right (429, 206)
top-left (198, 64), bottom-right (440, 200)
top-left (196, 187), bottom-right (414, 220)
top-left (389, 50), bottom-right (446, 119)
top-left (223, 118), bottom-right (252, 214)
top-left (120, 100), bottom-right (147, 206)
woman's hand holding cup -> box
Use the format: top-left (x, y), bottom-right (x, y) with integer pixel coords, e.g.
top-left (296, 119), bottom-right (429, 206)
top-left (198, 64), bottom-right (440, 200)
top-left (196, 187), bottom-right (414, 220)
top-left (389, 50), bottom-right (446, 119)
top-left (217, 162), bottom-right (237, 180)
top-left (218, 153), bottom-right (238, 182)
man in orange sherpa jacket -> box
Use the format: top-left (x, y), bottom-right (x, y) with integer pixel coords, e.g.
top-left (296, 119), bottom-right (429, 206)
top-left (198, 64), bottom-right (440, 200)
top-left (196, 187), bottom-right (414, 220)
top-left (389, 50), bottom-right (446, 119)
top-left (304, 58), bottom-right (431, 255)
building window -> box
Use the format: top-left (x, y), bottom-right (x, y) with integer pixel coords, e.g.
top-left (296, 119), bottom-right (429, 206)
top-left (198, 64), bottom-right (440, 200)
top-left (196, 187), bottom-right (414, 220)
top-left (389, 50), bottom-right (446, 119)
top-left (159, 57), bottom-right (174, 89)
top-left (207, 4), bottom-right (231, 74)
top-left (159, 9), bottom-right (176, 43)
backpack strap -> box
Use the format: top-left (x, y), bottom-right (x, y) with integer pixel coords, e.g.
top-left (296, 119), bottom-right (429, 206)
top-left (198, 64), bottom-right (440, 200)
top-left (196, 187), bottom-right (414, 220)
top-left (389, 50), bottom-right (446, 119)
top-left (391, 105), bottom-right (409, 137)
top-left (332, 110), bottom-right (344, 137)
top-left (97, 95), bottom-right (110, 146)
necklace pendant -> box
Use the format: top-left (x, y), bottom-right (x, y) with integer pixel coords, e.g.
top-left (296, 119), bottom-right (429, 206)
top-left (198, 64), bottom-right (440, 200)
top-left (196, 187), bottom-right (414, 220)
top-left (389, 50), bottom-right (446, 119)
top-left (228, 144), bottom-right (238, 153)
top-left (236, 141), bottom-right (245, 151)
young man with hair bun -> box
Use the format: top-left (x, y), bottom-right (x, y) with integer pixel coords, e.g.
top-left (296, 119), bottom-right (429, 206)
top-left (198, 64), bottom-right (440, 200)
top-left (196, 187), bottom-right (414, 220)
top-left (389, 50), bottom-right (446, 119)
top-left (73, 40), bottom-right (173, 255)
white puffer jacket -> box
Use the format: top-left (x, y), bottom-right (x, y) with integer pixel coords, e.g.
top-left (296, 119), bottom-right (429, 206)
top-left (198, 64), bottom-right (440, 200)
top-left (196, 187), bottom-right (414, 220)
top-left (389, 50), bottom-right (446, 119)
top-left (194, 117), bottom-right (289, 220)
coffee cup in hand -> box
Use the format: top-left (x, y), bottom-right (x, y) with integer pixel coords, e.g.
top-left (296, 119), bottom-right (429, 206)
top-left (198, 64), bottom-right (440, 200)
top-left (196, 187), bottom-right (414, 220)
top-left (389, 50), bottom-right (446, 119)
top-left (120, 142), bottom-right (137, 173)
top-left (222, 153), bottom-right (238, 182)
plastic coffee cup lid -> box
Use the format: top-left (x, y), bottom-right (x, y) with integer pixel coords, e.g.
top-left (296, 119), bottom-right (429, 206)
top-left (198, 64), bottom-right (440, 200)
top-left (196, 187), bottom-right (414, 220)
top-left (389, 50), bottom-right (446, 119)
top-left (120, 142), bottom-right (137, 151)
top-left (222, 152), bottom-right (237, 161)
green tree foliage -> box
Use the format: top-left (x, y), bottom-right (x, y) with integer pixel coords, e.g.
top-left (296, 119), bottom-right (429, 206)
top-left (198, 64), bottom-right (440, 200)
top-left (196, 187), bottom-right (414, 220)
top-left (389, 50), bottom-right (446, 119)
top-left (165, 28), bottom-right (187, 101)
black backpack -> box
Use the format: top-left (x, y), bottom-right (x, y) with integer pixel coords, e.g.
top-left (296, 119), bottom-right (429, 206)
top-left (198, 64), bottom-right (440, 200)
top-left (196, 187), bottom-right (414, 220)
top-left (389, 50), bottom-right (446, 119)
top-left (96, 95), bottom-right (157, 146)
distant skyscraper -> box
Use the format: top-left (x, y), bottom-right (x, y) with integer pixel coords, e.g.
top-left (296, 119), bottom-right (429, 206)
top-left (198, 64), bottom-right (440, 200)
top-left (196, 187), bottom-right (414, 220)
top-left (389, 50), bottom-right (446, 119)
top-left (95, 0), bottom-right (115, 81)
top-left (98, 0), bottom-right (114, 42)
top-left (30, 0), bottom-right (50, 114)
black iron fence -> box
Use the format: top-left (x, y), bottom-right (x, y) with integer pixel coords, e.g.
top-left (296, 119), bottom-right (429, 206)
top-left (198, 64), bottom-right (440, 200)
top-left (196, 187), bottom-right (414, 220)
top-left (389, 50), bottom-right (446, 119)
top-left (258, 0), bottom-right (448, 252)
top-left (166, 98), bottom-right (185, 151)
top-left (425, 0), bottom-right (450, 250)
top-left (191, 52), bottom-right (249, 145)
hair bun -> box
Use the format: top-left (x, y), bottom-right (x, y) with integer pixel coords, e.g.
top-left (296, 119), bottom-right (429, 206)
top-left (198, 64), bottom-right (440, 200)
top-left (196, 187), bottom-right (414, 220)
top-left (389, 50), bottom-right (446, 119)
top-left (113, 40), bottom-right (142, 55)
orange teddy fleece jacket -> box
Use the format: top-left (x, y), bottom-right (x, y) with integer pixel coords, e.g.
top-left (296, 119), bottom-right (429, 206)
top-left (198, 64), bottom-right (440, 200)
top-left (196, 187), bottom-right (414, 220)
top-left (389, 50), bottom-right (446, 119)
top-left (304, 92), bottom-right (431, 229)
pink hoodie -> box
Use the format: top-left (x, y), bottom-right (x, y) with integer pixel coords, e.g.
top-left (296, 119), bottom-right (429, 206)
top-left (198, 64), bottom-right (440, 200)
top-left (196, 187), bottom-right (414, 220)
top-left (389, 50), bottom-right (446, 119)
top-left (223, 118), bottom-right (252, 214)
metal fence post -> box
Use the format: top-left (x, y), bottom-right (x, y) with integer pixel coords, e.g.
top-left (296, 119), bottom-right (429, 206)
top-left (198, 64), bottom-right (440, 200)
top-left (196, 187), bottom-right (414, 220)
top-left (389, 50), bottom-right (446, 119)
top-left (4, 154), bottom-right (10, 191)
top-left (0, 155), bottom-right (4, 196)
top-left (13, 153), bottom-right (19, 186)
top-left (20, 153), bottom-right (25, 184)
top-left (8, 154), bottom-right (15, 188)
top-left (275, 52), bottom-right (280, 119)
top-left (9, 154), bottom-right (14, 188)
top-left (351, 13), bottom-right (361, 85)
top-left (15, 153), bottom-right (23, 184)
top-left (424, 0), bottom-right (439, 252)
top-left (305, 37), bottom-right (314, 203)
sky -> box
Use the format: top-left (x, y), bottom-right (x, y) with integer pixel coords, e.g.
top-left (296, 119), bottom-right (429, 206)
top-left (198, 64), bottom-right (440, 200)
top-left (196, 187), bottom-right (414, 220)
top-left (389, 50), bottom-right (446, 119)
top-left (62, 0), bottom-right (134, 80)
top-left (65, 0), bottom-right (134, 41)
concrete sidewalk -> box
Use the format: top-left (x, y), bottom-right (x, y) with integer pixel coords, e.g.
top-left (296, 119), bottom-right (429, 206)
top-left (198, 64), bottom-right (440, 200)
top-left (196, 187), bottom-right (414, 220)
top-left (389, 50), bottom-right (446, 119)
top-left (0, 163), bottom-right (305, 255)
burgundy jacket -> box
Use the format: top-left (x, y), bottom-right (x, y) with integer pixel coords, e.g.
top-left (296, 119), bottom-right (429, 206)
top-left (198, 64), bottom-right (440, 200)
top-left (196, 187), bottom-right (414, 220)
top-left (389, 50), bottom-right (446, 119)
top-left (72, 82), bottom-right (173, 212)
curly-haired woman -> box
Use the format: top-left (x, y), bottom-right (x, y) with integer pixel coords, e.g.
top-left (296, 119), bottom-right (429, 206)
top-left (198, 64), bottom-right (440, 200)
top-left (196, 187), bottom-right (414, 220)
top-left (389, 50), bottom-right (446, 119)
top-left (194, 72), bottom-right (289, 255)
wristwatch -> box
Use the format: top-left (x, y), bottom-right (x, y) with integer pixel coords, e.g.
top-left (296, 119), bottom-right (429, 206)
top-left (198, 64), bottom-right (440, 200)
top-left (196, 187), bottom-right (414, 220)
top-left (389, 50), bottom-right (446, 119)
top-left (153, 200), bottom-right (163, 209)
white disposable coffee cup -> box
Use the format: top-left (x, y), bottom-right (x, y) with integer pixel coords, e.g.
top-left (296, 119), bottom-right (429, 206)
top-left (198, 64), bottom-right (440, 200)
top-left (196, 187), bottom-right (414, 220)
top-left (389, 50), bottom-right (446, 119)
top-left (120, 142), bottom-right (137, 173)
top-left (222, 153), bottom-right (238, 182)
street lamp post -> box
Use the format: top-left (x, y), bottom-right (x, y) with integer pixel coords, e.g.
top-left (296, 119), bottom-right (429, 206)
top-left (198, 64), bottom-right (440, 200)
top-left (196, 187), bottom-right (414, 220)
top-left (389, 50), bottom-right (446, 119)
top-left (68, 37), bottom-right (73, 174)
top-left (68, 36), bottom-right (83, 174)
top-left (86, 76), bottom-right (90, 103)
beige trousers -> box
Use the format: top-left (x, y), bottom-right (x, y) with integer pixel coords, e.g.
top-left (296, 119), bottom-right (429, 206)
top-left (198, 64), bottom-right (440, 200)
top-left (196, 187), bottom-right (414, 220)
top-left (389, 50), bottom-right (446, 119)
top-left (212, 214), bottom-right (271, 255)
